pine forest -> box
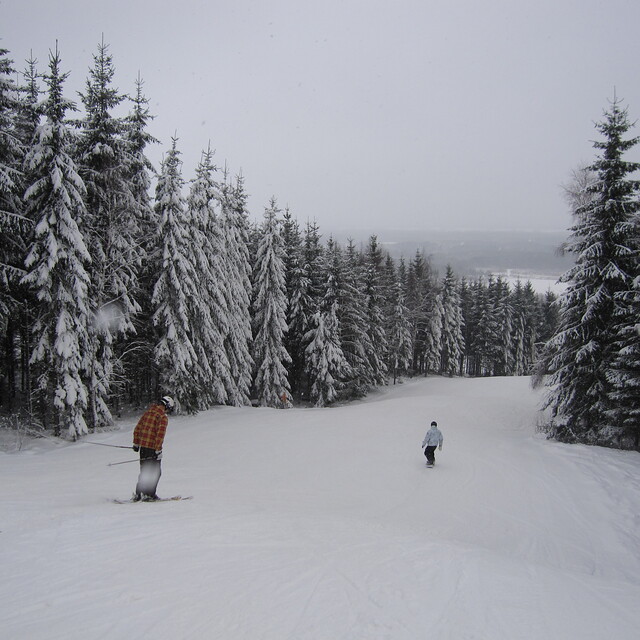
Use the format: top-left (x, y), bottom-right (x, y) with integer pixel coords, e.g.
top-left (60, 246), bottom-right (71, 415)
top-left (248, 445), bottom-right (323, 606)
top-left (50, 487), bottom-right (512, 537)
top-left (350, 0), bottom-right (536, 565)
top-left (1, 42), bottom-right (638, 451)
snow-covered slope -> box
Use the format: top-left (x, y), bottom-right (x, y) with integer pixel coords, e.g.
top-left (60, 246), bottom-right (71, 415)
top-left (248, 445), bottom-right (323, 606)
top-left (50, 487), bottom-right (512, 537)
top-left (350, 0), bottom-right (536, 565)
top-left (2, 376), bottom-right (639, 639)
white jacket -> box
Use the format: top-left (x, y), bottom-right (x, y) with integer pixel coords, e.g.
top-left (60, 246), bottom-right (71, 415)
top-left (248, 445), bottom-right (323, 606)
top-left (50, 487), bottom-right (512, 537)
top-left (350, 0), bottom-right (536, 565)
top-left (422, 426), bottom-right (443, 448)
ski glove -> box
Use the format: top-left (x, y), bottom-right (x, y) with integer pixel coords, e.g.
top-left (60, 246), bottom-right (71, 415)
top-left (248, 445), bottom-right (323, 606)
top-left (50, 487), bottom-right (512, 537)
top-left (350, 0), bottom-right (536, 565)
top-left (133, 445), bottom-right (140, 452)
top-left (155, 450), bottom-right (162, 461)
top-left (438, 444), bottom-right (442, 450)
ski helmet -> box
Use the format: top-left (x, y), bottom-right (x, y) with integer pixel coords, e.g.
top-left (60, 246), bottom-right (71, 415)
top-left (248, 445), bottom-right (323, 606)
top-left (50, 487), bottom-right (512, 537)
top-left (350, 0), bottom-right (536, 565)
top-left (160, 395), bottom-right (175, 412)
top-left (431, 420), bottom-right (437, 427)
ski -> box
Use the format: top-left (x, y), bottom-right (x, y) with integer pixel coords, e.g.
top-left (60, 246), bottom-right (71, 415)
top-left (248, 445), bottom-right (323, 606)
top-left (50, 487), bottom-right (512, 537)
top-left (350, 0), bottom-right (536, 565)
top-left (112, 495), bottom-right (193, 504)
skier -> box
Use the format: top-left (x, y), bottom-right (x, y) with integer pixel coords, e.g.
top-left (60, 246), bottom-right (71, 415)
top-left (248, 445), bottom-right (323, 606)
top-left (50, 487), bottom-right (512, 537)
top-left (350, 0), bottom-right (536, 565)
top-left (132, 395), bottom-right (175, 500)
top-left (422, 420), bottom-right (443, 467)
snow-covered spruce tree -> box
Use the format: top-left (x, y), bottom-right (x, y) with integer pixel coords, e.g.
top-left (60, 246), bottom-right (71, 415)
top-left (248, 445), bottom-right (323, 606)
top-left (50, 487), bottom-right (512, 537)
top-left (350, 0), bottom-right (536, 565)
top-left (251, 198), bottom-right (291, 407)
top-left (608, 273), bottom-right (640, 448)
top-left (388, 279), bottom-right (413, 383)
top-left (281, 219), bottom-right (325, 399)
top-left (404, 251), bottom-right (422, 372)
top-left (458, 278), bottom-right (473, 374)
top-left (510, 280), bottom-right (539, 376)
top-left (151, 137), bottom-right (199, 411)
top-left (185, 146), bottom-right (232, 407)
top-left (469, 278), bottom-right (493, 375)
top-left (76, 39), bottom-right (142, 426)
top-left (439, 266), bottom-right (465, 376)
top-left (305, 271), bottom-right (351, 407)
top-left (303, 219), bottom-right (325, 311)
top-left (119, 74), bottom-right (159, 403)
top-left (489, 277), bottom-right (513, 376)
top-left (0, 50), bottom-right (25, 316)
top-left (339, 238), bottom-right (375, 397)
top-left (462, 278), bottom-right (479, 374)
top-left (510, 283), bottom-right (527, 378)
top-left (123, 74), bottom-right (157, 235)
top-left (7, 55), bottom-right (44, 411)
top-left (15, 54), bottom-right (42, 159)
top-left (21, 46), bottom-right (91, 437)
top-left (362, 235), bottom-right (388, 385)
top-left (472, 276), bottom-right (497, 376)
top-left (218, 170), bottom-right (253, 405)
top-left (537, 289), bottom-right (560, 345)
top-left (523, 281), bottom-right (542, 369)
top-left (543, 98), bottom-right (640, 446)
top-left (281, 207), bottom-right (308, 399)
top-left (14, 54), bottom-right (42, 213)
top-left (406, 249), bottom-right (437, 374)
top-left (293, 219), bottom-right (325, 397)
top-left (423, 290), bottom-right (443, 374)
top-left (0, 47), bottom-right (30, 406)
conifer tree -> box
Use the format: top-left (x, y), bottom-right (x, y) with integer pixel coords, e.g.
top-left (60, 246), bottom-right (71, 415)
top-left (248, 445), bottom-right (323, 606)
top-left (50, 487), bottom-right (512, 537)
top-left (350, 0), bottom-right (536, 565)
top-left (524, 281), bottom-right (541, 368)
top-left (21, 46), bottom-right (91, 437)
top-left (151, 137), bottom-right (198, 411)
top-left (3, 53), bottom-right (44, 410)
top-left (218, 170), bottom-right (253, 405)
top-left (0, 48), bottom-right (31, 407)
top-left (288, 220), bottom-right (325, 398)
top-left (543, 97), bottom-right (640, 445)
top-left (123, 74), bottom-right (157, 231)
top-left (186, 146), bottom-right (232, 407)
top-left (510, 283), bottom-right (527, 377)
top-left (538, 290), bottom-right (559, 345)
top-left (77, 39), bottom-right (142, 426)
top-left (490, 277), bottom-right (513, 376)
top-left (305, 271), bottom-right (350, 407)
top-left (470, 278), bottom-right (492, 375)
top-left (422, 262), bottom-right (442, 375)
top-left (15, 54), bottom-right (42, 165)
top-left (388, 280), bottom-right (413, 383)
top-left (303, 219), bottom-right (325, 311)
top-left (380, 252), bottom-right (399, 334)
top-left (281, 207), bottom-right (308, 398)
top-left (511, 280), bottom-right (538, 375)
top-left (439, 266), bottom-right (465, 376)
top-left (363, 235), bottom-right (388, 385)
top-left (406, 249), bottom-right (435, 374)
top-left (334, 239), bottom-right (373, 398)
top-left (120, 74), bottom-right (158, 403)
top-left (458, 278), bottom-right (473, 375)
top-left (0, 48), bottom-right (25, 319)
top-left (251, 198), bottom-right (291, 407)
top-left (423, 291), bottom-right (443, 373)
top-left (607, 275), bottom-right (640, 447)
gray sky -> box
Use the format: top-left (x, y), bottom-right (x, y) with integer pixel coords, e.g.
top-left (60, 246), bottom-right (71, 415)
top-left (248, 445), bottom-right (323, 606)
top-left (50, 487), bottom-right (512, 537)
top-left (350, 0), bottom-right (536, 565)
top-left (4, 0), bottom-right (640, 233)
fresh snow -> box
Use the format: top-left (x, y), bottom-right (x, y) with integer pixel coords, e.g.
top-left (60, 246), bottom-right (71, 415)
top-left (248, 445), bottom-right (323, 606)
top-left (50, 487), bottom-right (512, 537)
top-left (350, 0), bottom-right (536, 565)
top-left (2, 376), bottom-right (639, 639)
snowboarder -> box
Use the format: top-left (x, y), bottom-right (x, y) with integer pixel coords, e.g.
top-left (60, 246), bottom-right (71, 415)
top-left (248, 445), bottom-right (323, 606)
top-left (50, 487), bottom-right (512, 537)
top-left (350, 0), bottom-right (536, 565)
top-left (132, 395), bottom-right (175, 500)
top-left (422, 420), bottom-right (443, 467)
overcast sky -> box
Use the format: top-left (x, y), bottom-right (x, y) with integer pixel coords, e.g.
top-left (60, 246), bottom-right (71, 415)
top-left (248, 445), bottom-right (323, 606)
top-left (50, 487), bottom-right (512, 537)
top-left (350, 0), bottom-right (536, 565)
top-left (4, 0), bottom-right (640, 233)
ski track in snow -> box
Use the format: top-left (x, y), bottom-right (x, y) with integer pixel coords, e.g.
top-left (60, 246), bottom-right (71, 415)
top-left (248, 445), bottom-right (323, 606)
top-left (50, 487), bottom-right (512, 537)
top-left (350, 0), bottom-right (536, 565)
top-left (1, 376), bottom-right (640, 639)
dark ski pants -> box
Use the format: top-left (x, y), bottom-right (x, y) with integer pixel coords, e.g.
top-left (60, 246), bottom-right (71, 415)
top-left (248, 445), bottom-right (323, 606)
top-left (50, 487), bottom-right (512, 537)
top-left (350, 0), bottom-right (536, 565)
top-left (135, 447), bottom-right (162, 497)
top-left (424, 445), bottom-right (437, 465)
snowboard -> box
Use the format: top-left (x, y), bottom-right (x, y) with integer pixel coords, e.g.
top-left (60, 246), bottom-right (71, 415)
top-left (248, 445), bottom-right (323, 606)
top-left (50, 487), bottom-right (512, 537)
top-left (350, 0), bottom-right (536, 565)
top-left (112, 495), bottom-right (193, 504)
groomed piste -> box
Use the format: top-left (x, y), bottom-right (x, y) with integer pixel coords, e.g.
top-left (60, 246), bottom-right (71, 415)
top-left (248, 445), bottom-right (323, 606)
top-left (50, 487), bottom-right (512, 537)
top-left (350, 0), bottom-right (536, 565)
top-left (2, 376), bottom-right (639, 639)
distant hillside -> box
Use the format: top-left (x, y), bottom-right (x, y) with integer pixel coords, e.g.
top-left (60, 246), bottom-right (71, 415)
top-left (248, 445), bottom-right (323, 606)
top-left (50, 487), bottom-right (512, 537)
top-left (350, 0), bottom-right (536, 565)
top-left (328, 228), bottom-right (573, 278)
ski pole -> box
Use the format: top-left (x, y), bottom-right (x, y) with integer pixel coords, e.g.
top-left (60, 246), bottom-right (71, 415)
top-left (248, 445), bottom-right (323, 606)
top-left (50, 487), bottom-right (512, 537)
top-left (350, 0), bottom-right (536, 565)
top-left (107, 458), bottom-right (140, 466)
top-left (85, 441), bottom-right (134, 450)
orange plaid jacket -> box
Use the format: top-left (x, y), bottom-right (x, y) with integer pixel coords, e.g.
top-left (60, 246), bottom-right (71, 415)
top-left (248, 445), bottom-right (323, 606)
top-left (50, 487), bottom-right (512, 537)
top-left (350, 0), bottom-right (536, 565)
top-left (133, 404), bottom-right (168, 451)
